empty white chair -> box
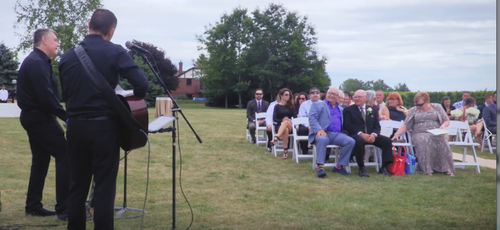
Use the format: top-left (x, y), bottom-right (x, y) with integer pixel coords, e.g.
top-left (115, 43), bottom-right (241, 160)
top-left (481, 118), bottom-right (496, 154)
top-left (255, 112), bottom-right (268, 146)
top-left (447, 120), bottom-right (481, 173)
top-left (291, 117), bottom-right (311, 163)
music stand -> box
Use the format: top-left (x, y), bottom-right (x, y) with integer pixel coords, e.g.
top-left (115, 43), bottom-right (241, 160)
top-left (113, 116), bottom-right (176, 219)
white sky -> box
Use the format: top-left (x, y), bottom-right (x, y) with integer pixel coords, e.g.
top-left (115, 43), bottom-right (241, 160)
top-left (0, 0), bottom-right (496, 92)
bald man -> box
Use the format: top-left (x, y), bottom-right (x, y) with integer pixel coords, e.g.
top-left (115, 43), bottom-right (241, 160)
top-left (343, 90), bottom-right (393, 177)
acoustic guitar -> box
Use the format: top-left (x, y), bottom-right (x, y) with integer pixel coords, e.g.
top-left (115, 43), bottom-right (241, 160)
top-left (116, 88), bottom-right (149, 151)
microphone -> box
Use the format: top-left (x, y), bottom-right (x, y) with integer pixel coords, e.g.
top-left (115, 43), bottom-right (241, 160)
top-left (125, 41), bottom-right (150, 53)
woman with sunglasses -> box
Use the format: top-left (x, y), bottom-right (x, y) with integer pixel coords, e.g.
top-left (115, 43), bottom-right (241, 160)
top-left (380, 92), bottom-right (408, 121)
top-left (392, 92), bottom-right (455, 176)
top-left (294, 92), bottom-right (308, 115)
top-left (271, 88), bottom-right (297, 159)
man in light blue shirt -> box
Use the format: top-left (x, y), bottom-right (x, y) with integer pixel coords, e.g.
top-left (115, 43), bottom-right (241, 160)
top-left (297, 87), bottom-right (322, 154)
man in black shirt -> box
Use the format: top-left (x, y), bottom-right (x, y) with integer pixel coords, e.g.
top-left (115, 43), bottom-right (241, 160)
top-left (17, 28), bottom-right (69, 219)
top-left (59, 9), bottom-right (148, 230)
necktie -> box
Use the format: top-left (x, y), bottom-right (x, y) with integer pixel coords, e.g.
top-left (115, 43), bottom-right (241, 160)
top-left (257, 101), bottom-right (261, 113)
top-left (360, 106), bottom-right (367, 133)
top-left (359, 106), bottom-right (366, 121)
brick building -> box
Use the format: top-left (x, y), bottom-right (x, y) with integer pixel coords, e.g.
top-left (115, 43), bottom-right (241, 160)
top-left (170, 61), bottom-right (203, 99)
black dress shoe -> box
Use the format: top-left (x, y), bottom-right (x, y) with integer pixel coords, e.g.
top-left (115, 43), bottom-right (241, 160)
top-left (358, 167), bottom-right (370, 177)
top-left (57, 212), bottom-right (68, 221)
top-left (379, 167), bottom-right (393, 176)
top-left (25, 207), bottom-right (57, 217)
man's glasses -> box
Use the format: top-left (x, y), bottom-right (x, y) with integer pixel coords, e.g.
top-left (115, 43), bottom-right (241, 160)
top-left (299, 98), bottom-right (306, 100)
top-left (255, 93), bottom-right (262, 95)
top-left (310, 90), bottom-right (320, 94)
top-left (415, 103), bottom-right (424, 107)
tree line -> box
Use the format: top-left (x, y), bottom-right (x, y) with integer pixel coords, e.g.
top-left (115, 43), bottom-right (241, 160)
top-left (196, 3), bottom-right (331, 108)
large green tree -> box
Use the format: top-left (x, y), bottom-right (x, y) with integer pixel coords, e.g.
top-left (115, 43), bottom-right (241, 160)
top-left (197, 3), bottom-right (330, 107)
top-left (393, 83), bottom-right (411, 92)
top-left (0, 43), bottom-right (19, 88)
top-left (14, 0), bottom-right (102, 93)
top-left (196, 7), bottom-right (252, 108)
top-left (14, 0), bottom-right (102, 53)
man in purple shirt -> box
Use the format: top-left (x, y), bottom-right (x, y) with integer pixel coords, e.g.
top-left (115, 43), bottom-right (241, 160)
top-left (308, 87), bottom-right (355, 178)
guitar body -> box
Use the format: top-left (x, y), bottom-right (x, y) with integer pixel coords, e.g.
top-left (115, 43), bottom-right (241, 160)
top-left (117, 94), bottom-right (148, 151)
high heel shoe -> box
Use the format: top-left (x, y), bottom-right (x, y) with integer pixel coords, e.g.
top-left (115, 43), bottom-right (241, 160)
top-left (282, 149), bottom-right (288, 159)
top-left (270, 136), bottom-right (279, 146)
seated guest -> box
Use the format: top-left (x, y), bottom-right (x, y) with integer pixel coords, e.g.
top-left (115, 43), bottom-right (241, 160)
top-left (482, 93), bottom-right (496, 134)
top-left (453, 97), bottom-right (483, 147)
top-left (366, 90), bottom-right (379, 113)
top-left (297, 88), bottom-right (322, 155)
top-left (247, 88), bottom-right (269, 144)
top-left (294, 92), bottom-right (307, 115)
top-left (441, 96), bottom-right (456, 120)
top-left (309, 87), bottom-right (355, 178)
top-left (375, 90), bottom-right (386, 112)
top-left (0, 85), bottom-right (8, 103)
top-left (343, 90), bottom-right (393, 177)
top-left (452, 91), bottom-right (476, 109)
top-left (380, 92), bottom-right (408, 121)
top-left (11, 85), bottom-right (17, 103)
top-left (392, 92), bottom-right (455, 176)
top-left (342, 91), bottom-right (353, 108)
top-left (265, 94), bottom-right (280, 152)
top-left (478, 93), bottom-right (493, 119)
top-left (271, 88), bottom-right (297, 159)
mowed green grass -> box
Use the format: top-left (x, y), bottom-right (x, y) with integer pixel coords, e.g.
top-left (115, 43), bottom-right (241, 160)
top-left (0, 103), bottom-right (496, 230)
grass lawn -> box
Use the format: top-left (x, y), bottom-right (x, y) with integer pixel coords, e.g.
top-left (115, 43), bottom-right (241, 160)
top-left (0, 103), bottom-right (496, 230)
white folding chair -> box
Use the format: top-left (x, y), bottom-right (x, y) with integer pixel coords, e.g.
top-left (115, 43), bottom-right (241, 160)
top-left (481, 118), bottom-right (496, 154)
top-left (380, 120), bottom-right (415, 156)
top-left (271, 124), bottom-right (294, 157)
top-left (245, 119), bottom-right (252, 143)
top-left (255, 112), bottom-right (268, 146)
top-left (447, 120), bottom-right (481, 173)
top-left (291, 117), bottom-right (311, 163)
top-left (347, 145), bottom-right (380, 173)
top-left (311, 144), bottom-right (340, 169)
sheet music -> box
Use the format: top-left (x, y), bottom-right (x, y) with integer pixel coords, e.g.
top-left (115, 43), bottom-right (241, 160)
top-left (426, 128), bottom-right (449, 136)
top-left (115, 85), bottom-right (134, 97)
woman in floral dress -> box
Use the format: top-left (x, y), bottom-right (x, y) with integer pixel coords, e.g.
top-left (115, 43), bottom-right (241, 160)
top-left (392, 92), bottom-right (455, 176)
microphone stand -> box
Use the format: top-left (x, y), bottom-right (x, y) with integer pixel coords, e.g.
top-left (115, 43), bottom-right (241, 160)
top-left (138, 51), bottom-right (202, 230)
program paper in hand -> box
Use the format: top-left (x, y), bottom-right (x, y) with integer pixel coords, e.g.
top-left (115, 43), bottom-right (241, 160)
top-left (427, 128), bottom-right (449, 136)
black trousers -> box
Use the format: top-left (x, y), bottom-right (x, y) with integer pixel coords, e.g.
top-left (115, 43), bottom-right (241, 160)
top-left (67, 118), bottom-right (120, 230)
top-left (351, 134), bottom-right (393, 168)
top-left (297, 125), bottom-right (309, 154)
top-left (20, 111), bottom-right (69, 214)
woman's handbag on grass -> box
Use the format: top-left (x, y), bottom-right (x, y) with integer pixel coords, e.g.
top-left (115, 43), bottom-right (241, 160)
top-left (388, 146), bottom-right (406, 175)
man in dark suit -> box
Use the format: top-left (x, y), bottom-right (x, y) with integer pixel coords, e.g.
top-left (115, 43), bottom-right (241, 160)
top-left (247, 88), bottom-right (269, 144)
top-left (478, 93), bottom-right (493, 119)
top-left (482, 93), bottom-right (496, 134)
top-left (343, 89), bottom-right (393, 177)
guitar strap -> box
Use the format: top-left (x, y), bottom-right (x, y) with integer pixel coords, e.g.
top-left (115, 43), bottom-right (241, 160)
top-left (74, 45), bottom-right (144, 132)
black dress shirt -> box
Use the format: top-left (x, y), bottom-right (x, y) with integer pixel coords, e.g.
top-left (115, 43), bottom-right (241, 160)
top-left (59, 34), bottom-right (148, 118)
top-left (17, 48), bottom-right (67, 121)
